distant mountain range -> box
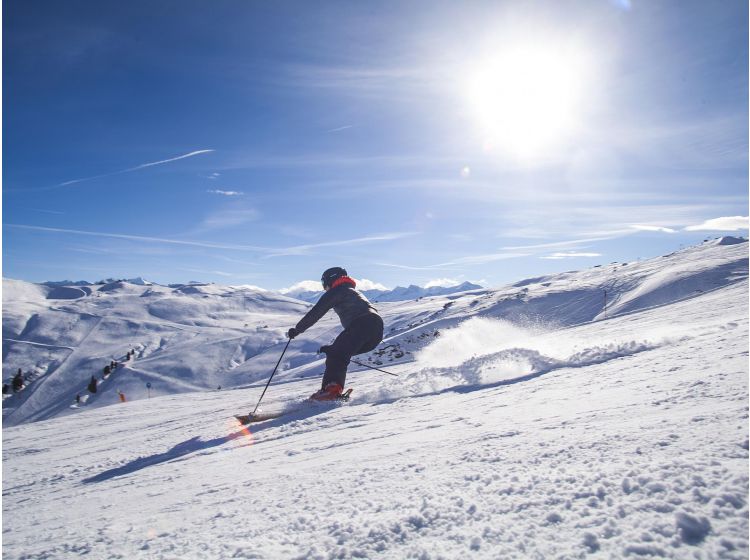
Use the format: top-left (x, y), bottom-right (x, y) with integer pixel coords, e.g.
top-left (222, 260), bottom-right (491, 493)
top-left (287, 281), bottom-right (485, 303)
top-left (43, 277), bottom-right (152, 287)
top-left (40, 278), bottom-right (485, 303)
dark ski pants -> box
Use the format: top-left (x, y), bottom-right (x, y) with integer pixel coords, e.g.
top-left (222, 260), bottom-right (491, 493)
top-left (322, 313), bottom-right (384, 389)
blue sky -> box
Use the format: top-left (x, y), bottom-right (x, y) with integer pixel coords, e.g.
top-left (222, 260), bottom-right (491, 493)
top-left (3, 0), bottom-right (748, 291)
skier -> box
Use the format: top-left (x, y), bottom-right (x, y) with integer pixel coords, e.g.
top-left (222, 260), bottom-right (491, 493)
top-left (12, 369), bottom-right (24, 393)
top-left (287, 267), bottom-right (383, 401)
top-left (88, 375), bottom-right (98, 394)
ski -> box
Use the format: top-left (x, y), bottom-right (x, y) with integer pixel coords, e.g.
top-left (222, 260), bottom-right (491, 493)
top-left (234, 410), bottom-right (289, 425)
top-left (234, 388), bottom-right (353, 425)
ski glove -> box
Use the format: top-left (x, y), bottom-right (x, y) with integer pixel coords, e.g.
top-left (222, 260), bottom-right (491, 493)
top-left (318, 345), bottom-right (331, 355)
top-left (287, 327), bottom-right (299, 339)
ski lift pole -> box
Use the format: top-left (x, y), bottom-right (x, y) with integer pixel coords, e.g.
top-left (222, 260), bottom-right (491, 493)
top-left (250, 338), bottom-right (292, 416)
top-left (351, 359), bottom-right (398, 377)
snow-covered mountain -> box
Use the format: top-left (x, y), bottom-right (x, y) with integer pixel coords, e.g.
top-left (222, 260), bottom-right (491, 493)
top-left (368, 281), bottom-right (485, 302)
top-left (3, 238), bottom-right (747, 427)
top-left (2, 237), bottom-right (747, 558)
top-left (285, 280), bottom-right (484, 303)
top-left (43, 276), bottom-right (154, 287)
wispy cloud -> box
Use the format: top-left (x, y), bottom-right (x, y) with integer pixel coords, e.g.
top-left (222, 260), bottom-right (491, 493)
top-left (177, 267), bottom-right (235, 278)
top-left (195, 207), bottom-right (260, 233)
top-left (357, 278), bottom-right (388, 291)
top-left (280, 277), bottom-right (388, 294)
top-left (56, 149), bottom-right (215, 188)
top-left (605, 115), bottom-right (748, 171)
top-left (424, 278), bottom-right (461, 288)
top-left (280, 63), bottom-right (439, 99)
top-left (375, 262), bottom-right (457, 272)
top-left (436, 252), bottom-right (530, 266)
top-left (541, 252), bottom-right (603, 260)
top-left (25, 208), bottom-right (66, 215)
top-left (264, 232), bottom-right (418, 258)
top-left (5, 224), bottom-right (415, 259)
top-left (279, 280), bottom-right (323, 294)
top-left (630, 225), bottom-right (677, 233)
top-left (4, 224), bottom-right (269, 252)
top-left (684, 216), bottom-right (749, 231)
top-left (207, 189), bottom-right (244, 196)
top-left (501, 236), bottom-right (620, 251)
top-left (220, 152), bottom-right (453, 171)
top-left (326, 125), bottom-right (354, 133)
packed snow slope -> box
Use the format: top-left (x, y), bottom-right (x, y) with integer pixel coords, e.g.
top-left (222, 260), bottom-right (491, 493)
top-left (3, 238), bottom-right (748, 427)
top-left (2, 239), bottom-right (748, 558)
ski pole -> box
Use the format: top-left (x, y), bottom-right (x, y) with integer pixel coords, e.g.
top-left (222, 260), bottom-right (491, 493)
top-left (250, 338), bottom-right (292, 416)
top-left (351, 359), bottom-right (398, 377)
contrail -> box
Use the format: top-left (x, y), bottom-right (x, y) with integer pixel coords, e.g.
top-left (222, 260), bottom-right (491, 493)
top-left (58, 149), bottom-right (215, 187)
top-left (325, 125), bottom-right (354, 133)
top-left (4, 224), bottom-right (267, 252)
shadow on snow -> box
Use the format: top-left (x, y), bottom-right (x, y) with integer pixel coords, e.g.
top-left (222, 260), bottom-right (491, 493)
top-left (82, 404), bottom-right (335, 484)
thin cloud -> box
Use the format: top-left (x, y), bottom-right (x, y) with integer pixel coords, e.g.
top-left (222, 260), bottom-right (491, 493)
top-left (500, 236), bottom-right (621, 251)
top-left (4, 224), bottom-right (269, 252)
top-left (630, 225), bottom-right (677, 233)
top-left (177, 267), bottom-right (234, 278)
top-left (25, 208), bottom-right (65, 215)
top-left (375, 262), bottom-right (458, 272)
top-left (280, 277), bottom-right (388, 294)
top-left (195, 207), bottom-right (260, 233)
top-left (279, 280), bottom-right (323, 294)
top-left (684, 216), bottom-right (749, 231)
top-left (58, 149), bottom-right (215, 187)
top-left (356, 278), bottom-right (388, 291)
top-left (264, 232), bottom-right (419, 258)
top-left (424, 278), bottom-right (461, 289)
top-left (326, 125), bottom-right (354, 133)
top-left (541, 252), bottom-right (602, 260)
top-left (207, 190), bottom-right (245, 196)
top-left (436, 252), bottom-right (530, 266)
top-left (280, 62), bottom-right (438, 98)
top-left (5, 224), bottom-right (415, 259)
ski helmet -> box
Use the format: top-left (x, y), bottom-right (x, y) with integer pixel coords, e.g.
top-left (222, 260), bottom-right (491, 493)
top-left (321, 267), bottom-right (347, 289)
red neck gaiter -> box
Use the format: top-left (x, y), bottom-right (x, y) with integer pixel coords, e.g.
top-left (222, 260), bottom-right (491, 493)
top-left (331, 276), bottom-right (356, 289)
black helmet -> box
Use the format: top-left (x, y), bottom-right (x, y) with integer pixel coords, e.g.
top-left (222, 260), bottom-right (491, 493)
top-left (321, 267), bottom-right (347, 289)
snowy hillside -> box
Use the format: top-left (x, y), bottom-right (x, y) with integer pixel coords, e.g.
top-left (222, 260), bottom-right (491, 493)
top-left (2, 238), bottom-right (747, 558)
top-left (3, 239), bottom-right (748, 428)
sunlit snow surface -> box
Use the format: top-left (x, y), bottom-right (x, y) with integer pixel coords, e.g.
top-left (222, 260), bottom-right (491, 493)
top-left (3, 240), bottom-right (748, 558)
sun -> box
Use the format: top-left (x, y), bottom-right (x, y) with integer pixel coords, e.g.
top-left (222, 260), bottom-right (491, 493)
top-left (466, 43), bottom-right (589, 159)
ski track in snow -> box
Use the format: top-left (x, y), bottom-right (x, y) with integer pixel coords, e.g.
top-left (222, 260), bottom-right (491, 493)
top-left (2, 241), bottom-right (748, 558)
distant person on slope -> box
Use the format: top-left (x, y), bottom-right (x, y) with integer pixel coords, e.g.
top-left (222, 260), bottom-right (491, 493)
top-left (12, 369), bottom-right (24, 393)
top-left (287, 267), bottom-right (384, 401)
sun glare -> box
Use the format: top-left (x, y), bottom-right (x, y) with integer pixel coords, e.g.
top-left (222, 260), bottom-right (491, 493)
top-left (466, 43), bottom-right (589, 160)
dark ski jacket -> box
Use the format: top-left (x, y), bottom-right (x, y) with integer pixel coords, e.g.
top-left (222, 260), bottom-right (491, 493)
top-left (12, 373), bottom-right (24, 392)
top-left (295, 277), bottom-right (379, 334)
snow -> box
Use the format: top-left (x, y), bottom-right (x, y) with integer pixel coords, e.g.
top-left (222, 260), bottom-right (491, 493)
top-left (2, 239), bottom-right (748, 558)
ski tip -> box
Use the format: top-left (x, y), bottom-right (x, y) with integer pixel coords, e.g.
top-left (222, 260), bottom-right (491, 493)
top-left (234, 414), bottom-right (253, 425)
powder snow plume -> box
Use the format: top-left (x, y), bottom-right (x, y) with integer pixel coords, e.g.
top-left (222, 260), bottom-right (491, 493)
top-left (361, 317), bottom-right (692, 402)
